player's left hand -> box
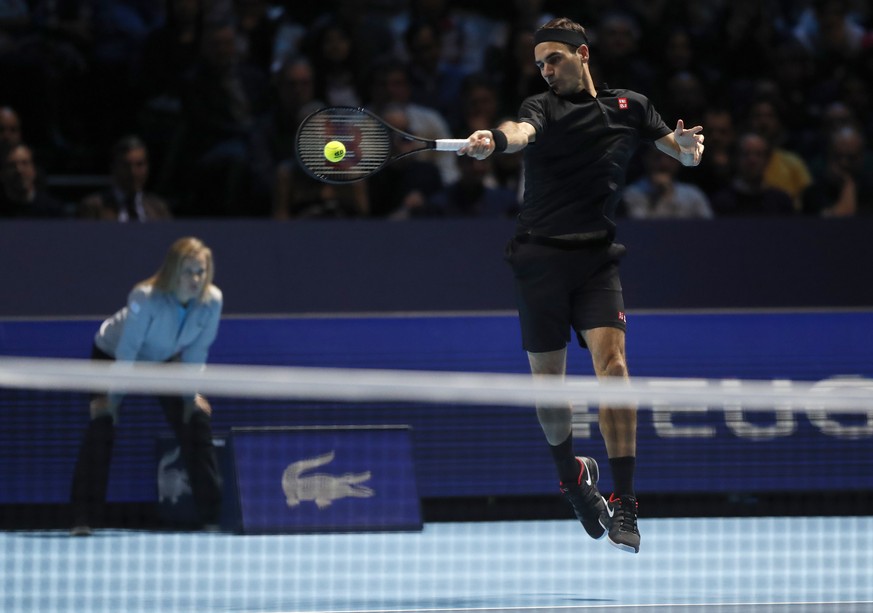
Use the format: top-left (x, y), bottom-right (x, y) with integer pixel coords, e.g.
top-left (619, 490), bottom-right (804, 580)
top-left (674, 119), bottom-right (705, 166)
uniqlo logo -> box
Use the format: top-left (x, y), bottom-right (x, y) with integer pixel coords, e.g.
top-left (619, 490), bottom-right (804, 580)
top-left (618, 97), bottom-right (628, 109)
top-left (618, 311), bottom-right (627, 323)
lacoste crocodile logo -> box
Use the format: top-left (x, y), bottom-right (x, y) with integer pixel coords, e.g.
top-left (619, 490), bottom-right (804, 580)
top-left (281, 450), bottom-right (375, 509)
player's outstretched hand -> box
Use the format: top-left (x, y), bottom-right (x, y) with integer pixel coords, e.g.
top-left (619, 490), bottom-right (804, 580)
top-left (674, 119), bottom-right (705, 166)
top-left (458, 130), bottom-right (495, 160)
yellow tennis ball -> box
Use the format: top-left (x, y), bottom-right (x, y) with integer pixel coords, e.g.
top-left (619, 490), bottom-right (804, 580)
top-left (324, 140), bottom-right (346, 162)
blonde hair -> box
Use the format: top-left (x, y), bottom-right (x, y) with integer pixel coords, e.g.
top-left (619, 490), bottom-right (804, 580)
top-left (143, 236), bottom-right (215, 301)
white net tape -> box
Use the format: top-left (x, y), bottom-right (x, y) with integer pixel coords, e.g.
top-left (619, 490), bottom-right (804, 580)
top-left (0, 356), bottom-right (870, 413)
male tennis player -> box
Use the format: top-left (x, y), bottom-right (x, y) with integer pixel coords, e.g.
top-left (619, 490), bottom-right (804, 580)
top-left (458, 17), bottom-right (704, 554)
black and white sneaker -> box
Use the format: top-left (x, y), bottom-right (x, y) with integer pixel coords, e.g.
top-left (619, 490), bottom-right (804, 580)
top-left (559, 457), bottom-right (609, 540)
top-left (606, 493), bottom-right (640, 553)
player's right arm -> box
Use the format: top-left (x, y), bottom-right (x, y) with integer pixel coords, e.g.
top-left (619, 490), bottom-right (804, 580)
top-left (458, 121), bottom-right (536, 159)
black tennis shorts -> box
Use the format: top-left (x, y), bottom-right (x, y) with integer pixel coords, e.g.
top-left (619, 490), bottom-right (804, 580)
top-left (504, 237), bottom-right (627, 353)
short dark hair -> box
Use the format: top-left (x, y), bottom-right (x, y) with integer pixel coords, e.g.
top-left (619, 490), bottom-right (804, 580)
top-left (537, 17), bottom-right (589, 51)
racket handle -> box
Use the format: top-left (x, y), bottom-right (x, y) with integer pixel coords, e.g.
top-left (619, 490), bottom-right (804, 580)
top-left (435, 139), bottom-right (470, 152)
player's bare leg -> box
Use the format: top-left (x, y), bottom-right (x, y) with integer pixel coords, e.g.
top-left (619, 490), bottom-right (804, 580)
top-left (582, 326), bottom-right (640, 553)
top-left (528, 348), bottom-right (608, 539)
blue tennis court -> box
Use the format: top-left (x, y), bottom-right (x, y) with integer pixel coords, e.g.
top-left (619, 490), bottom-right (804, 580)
top-left (4, 516), bottom-right (872, 613)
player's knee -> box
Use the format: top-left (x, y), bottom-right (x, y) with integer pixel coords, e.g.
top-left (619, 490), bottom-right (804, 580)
top-left (599, 352), bottom-right (628, 379)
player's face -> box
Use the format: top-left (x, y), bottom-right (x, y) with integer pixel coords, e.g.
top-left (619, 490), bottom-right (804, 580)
top-left (175, 253), bottom-right (209, 304)
top-left (534, 42), bottom-right (585, 95)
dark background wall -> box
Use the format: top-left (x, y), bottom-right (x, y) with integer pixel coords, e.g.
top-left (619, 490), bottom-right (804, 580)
top-left (1, 218), bottom-right (872, 525)
top-left (1, 217), bottom-right (871, 317)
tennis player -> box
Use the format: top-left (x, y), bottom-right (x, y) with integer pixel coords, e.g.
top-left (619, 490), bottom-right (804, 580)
top-left (458, 17), bottom-right (704, 554)
top-left (70, 237), bottom-right (223, 535)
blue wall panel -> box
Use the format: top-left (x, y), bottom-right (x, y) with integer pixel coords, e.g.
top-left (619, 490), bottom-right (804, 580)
top-left (1, 311), bottom-right (871, 504)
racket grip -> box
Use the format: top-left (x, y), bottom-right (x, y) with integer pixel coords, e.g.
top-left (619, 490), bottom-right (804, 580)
top-left (435, 139), bottom-right (470, 152)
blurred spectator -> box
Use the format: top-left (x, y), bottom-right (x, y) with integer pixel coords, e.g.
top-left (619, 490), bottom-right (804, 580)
top-left (793, 0), bottom-right (867, 80)
top-left (78, 135), bottom-right (172, 222)
top-left (403, 19), bottom-right (467, 130)
top-left (232, 0), bottom-right (281, 74)
top-left (717, 0), bottom-right (789, 81)
top-left (17, 0), bottom-right (161, 162)
top-left (805, 101), bottom-right (864, 172)
top-left (658, 70), bottom-right (708, 130)
top-left (312, 0), bottom-right (401, 76)
top-left (711, 132), bottom-right (796, 217)
top-left (273, 160), bottom-right (369, 219)
top-left (491, 146), bottom-right (525, 207)
top-left (456, 73), bottom-right (503, 135)
top-left (486, 25), bottom-right (542, 116)
top-left (400, 0), bottom-right (504, 74)
top-left (0, 143), bottom-right (66, 217)
top-left (589, 10), bottom-right (655, 94)
top-left (0, 106), bottom-right (22, 148)
top-left (744, 96), bottom-right (813, 211)
top-left (760, 39), bottom-right (825, 157)
top-left (367, 104), bottom-right (442, 219)
top-left (425, 154), bottom-right (517, 217)
top-left (0, 1), bottom-right (91, 170)
top-left (802, 125), bottom-right (873, 217)
top-left (163, 20), bottom-right (268, 216)
top-left (366, 56), bottom-right (458, 185)
top-left (650, 25), bottom-right (720, 106)
top-left (678, 107), bottom-right (736, 197)
top-left (134, 0), bottom-right (208, 178)
top-left (136, 0), bottom-right (206, 103)
top-left (837, 70), bottom-right (873, 143)
top-left (304, 19), bottom-right (363, 107)
top-left (250, 56), bottom-right (324, 214)
top-left (621, 144), bottom-right (713, 219)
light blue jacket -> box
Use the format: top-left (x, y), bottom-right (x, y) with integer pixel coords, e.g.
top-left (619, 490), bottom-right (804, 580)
top-left (95, 284), bottom-right (222, 364)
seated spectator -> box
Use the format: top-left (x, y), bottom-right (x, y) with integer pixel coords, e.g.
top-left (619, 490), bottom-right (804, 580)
top-left (232, 0), bottom-right (282, 74)
top-left (0, 142), bottom-right (67, 217)
top-left (621, 145), bottom-right (713, 219)
top-left (745, 96), bottom-right (813, 211)
top-left (365, 56), bottom-right (458, 185)
top-left (425, 155), bottom-right (517, 217)
top-left (273, 159), bottom-right (368, 219)
top-left (133, 0), bottom-right (208, 172)
top-left (403, 19), bottom-right (467, 130)
top-left (456, 73), bottom-right (504, 136)
top-left (78, 136), bottom-right (171, 221)
top-left (367, 104), bottom-right (442, 219)
top-left (802, 125), bottom-right (873, 217)
top-left (0, 106), bottom-right (22, 149)
top-left (589, 10), bottom-right (655, 94)
top-left (711, 132), bottom-right (796, 217)
top-left (793, 0), bottom-right (867, 80)
top-left (303, 18), bottom-right (363, 107)
top-left (166, 20), bottom-right (269, 216)
top-left (249, 55), bottom-right (324, 211)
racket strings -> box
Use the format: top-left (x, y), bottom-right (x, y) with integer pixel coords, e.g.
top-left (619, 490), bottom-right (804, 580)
top-left (296, 109), bottom-right (393, 183)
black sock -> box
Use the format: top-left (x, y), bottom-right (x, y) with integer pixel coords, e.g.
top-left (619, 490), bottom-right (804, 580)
top-left (609, 456), bottom-right (636, 496)
top-left (549, 433), bottom-right (580, 484)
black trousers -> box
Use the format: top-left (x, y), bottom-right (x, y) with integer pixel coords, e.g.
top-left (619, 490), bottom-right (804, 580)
top-left (70, 348), bottom-right (222, 527)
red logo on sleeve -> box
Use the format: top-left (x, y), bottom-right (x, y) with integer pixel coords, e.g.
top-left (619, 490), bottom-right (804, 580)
top-left (618, 311), bottom-right (627, 323)
top-left (618, 97), bottom-right (628, 110)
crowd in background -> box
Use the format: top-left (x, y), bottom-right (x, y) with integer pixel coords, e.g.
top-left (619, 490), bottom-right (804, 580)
top-left (1, 0), bottom-right (872, 220)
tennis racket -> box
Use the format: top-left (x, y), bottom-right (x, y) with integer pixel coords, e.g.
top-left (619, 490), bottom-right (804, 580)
top-left (295, 106), bottom-right (469, 184)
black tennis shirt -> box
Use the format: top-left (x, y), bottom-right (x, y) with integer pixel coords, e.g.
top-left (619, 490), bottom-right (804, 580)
top-left (517, 87), bottom-right (672, 238)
